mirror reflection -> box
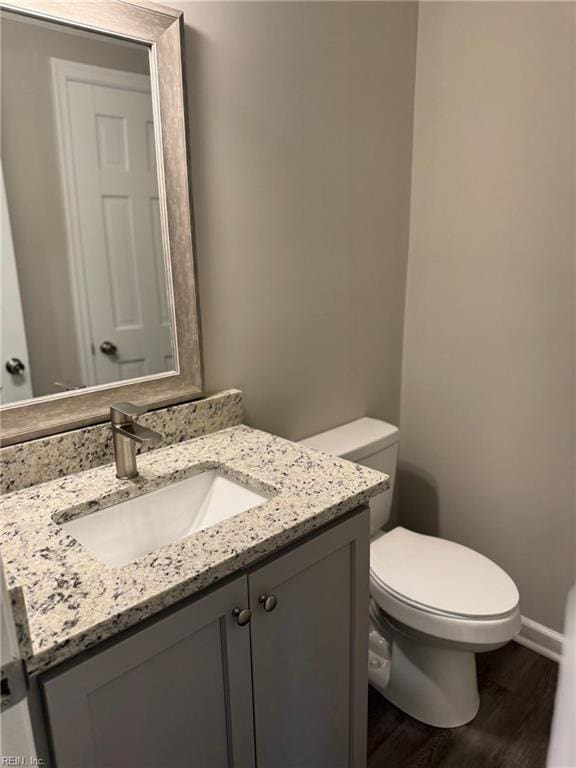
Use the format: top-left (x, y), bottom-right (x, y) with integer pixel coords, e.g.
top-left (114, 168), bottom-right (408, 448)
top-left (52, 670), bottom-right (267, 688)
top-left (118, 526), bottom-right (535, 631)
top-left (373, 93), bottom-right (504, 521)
top-left (0, 11), bottom-right (175, 405)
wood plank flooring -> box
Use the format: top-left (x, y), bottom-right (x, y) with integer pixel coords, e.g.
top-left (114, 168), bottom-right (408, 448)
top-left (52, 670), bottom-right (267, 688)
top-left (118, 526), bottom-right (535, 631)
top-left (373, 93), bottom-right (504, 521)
top-left (367, 642), bottom-right (558, 768)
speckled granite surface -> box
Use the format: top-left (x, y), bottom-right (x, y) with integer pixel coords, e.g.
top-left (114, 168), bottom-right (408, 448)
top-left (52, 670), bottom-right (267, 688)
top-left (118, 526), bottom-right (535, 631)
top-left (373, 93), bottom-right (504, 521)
top-left (0, 389), bottom-right (242, 494)
top-left (0, 425), bottom-right (388, 675)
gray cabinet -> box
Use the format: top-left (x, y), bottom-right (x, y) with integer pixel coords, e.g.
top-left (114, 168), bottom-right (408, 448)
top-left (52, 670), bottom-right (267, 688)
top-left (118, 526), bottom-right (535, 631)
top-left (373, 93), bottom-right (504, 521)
top-left (41, 577), bottom-right (255, 768)
top-left (249, 511), bottom-right (370, 768)
top-left (40, 508), bottom-right (369, 768)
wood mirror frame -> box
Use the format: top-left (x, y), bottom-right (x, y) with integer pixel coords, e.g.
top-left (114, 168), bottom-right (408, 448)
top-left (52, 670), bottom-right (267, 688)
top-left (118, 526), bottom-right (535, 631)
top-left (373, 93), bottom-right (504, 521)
top-left (0, 0), bottom-right (203, 446)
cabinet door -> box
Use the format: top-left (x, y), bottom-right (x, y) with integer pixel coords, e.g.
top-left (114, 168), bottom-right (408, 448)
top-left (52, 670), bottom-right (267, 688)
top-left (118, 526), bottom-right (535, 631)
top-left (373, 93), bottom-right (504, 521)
top-left (248, 508), bottom-right (370, 768)
top-left (41, 576), bottom-right (255, 768)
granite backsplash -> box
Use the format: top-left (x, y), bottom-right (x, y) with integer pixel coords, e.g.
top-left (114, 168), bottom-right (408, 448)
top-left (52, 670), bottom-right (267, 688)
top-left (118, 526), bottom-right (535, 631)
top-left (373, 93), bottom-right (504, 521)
top-left (0, 389), bottom-right (242, 494)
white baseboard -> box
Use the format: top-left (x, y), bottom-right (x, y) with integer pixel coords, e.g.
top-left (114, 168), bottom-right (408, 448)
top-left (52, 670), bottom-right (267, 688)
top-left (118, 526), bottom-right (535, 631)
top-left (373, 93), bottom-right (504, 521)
top-left (515, 616), bottom-right (564, 663)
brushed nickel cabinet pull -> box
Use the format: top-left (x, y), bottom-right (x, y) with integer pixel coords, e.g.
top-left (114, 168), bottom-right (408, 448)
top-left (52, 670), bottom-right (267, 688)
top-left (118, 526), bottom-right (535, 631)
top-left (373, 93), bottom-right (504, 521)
top-left (232, 607), bottom-right (252, 626)
top-left (258, 594), bottom-right (278, 612)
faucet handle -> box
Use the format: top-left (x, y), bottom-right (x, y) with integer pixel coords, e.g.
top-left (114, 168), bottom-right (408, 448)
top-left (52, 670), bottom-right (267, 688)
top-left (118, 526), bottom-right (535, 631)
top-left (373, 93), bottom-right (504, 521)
top-left (110, 402), bottom-right (148, 424)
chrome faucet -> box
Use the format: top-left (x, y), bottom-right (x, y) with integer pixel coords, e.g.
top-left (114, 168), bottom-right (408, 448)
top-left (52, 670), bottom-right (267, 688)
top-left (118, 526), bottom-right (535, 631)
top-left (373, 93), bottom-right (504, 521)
top-left (110, 403), bottom-right (162, 479)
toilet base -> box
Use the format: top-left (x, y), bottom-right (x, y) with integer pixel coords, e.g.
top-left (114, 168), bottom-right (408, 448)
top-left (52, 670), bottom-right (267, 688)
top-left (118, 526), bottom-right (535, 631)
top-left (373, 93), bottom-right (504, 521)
top-left (369, 613), bottom-right (480, 728)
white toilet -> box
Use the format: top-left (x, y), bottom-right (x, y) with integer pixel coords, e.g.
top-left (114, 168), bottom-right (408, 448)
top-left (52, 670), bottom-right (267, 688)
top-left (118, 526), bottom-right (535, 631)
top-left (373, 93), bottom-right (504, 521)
top-left (300, 418), bottom-right (521, 728)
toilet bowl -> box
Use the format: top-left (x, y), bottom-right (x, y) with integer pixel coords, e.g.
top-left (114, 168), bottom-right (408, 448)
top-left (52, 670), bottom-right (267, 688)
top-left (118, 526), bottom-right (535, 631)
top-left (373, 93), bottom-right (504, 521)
top-left (368, 527), bottom-right (520, 726)
top-left (300, 418), bottom-right (521, 728)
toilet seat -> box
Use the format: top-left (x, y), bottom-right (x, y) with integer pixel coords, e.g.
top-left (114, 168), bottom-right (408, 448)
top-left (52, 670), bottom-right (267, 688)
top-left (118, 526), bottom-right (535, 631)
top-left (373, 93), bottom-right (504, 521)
top-left (370, 527), bottom-right (521, 646)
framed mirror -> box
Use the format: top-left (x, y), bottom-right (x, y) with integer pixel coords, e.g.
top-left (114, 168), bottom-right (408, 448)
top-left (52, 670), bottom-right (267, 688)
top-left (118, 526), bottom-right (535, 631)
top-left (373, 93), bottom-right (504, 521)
top-left (0, 0), bottom-right (203, 445)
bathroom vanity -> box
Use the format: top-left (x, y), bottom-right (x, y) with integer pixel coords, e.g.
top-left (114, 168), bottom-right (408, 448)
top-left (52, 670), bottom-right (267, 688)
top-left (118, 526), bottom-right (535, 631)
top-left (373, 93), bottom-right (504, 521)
top-left (0, 419), bottom-right (389, 767)
top-left (41, 510), bottom-right (368, 768)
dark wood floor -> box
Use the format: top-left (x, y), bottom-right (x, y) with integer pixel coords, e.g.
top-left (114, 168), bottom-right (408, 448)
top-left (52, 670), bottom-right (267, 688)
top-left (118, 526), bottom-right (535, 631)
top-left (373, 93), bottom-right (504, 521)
top-left (367, 642), bottom-right (558, 768)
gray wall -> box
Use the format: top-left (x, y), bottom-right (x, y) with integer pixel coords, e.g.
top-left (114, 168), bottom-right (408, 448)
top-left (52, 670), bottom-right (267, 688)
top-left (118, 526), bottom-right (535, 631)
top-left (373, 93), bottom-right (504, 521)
top-left (400, 2), bottom-right (575, 631)
top-left (1, 16), bottom-right (149, 397)
top-left (177, 1), bottom-right (418, 439)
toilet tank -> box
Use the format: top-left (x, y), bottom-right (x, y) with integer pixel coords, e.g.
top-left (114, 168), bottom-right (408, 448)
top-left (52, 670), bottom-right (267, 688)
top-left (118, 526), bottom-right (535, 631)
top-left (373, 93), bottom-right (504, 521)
top-left (300, 418), bottom-right (399, 535)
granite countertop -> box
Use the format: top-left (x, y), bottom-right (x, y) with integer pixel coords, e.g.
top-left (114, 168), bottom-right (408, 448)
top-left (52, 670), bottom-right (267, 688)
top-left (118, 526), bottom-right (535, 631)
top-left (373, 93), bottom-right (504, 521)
top-left (0, 425), bottom-right (388, 675)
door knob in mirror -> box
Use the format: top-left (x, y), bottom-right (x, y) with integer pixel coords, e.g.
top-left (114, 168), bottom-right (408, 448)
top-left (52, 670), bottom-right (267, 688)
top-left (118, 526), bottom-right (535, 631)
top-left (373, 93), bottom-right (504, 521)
top-left (5, 358), bottom-right (25, 375)
top-left (100, 341), bottom-right (118, 356)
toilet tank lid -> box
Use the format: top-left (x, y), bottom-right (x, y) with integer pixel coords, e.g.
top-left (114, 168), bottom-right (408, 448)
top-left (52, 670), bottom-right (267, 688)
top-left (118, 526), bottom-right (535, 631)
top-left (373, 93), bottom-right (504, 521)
top-left (299, 417), bottom-right (399, 461)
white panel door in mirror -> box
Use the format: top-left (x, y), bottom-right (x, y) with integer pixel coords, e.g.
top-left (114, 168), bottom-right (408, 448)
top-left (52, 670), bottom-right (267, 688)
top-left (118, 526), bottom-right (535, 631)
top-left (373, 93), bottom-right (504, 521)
top-left (62, 63), bottom-right (173, 386)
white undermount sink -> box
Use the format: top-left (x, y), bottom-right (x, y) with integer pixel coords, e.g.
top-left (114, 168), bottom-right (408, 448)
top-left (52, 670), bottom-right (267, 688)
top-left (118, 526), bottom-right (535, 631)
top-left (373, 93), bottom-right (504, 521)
top-left (59, 470), bottom-right (272, 568)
